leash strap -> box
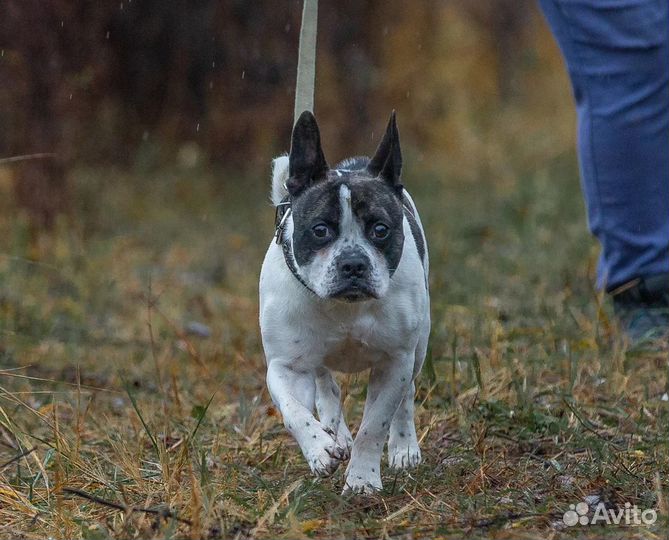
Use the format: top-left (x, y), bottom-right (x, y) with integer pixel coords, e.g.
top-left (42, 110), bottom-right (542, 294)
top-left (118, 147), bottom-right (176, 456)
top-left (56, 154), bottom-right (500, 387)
top-left (294, 0), bottom-right (318, 125)
top-left (276, 0), bottom-right (319, 294)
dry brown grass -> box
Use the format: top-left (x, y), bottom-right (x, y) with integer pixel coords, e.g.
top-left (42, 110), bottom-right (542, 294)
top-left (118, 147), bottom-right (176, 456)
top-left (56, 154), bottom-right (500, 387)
top-left (1, 148), bottom-right (667, 539)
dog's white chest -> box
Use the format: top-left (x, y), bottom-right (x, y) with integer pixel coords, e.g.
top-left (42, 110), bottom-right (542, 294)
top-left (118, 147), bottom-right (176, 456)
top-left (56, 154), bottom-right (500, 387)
top-left (318, 312), bottom-right (388, 372)
top-left (322, 337), bottom-right (386, 372)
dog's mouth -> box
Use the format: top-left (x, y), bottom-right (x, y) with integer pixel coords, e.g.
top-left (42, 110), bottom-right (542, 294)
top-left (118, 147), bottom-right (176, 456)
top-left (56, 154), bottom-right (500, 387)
top-left (329, 281), bottom-right (379, 302)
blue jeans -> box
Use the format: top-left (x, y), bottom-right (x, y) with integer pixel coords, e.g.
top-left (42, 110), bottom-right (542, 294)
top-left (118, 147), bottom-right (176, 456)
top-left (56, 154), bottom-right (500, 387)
top-left (539, 0), bottom-right (669, 291)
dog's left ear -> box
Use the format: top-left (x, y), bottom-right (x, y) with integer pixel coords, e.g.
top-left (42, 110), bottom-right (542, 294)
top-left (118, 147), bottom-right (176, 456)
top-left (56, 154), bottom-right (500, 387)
top-left (287, 111), bottom-right (329, 197)
top-left (367, 111), bottom-right (402, 194)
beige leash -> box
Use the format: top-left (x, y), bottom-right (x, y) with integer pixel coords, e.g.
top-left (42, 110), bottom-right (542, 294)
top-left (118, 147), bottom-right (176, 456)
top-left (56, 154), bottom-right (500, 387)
top-left (294, 0), bottom-right (318, 125)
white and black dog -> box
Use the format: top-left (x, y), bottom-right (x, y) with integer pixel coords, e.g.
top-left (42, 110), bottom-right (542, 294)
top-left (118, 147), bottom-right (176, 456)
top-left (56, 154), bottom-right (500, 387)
top-left (259, 110), bottom-right (430, 494)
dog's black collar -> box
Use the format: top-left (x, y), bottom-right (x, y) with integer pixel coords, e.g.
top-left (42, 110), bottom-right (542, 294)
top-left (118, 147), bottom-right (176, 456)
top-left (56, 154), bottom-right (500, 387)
top-left (274, 191), bottom-right (417, 294)
top-left (274, 196), bottom-right (318, 295)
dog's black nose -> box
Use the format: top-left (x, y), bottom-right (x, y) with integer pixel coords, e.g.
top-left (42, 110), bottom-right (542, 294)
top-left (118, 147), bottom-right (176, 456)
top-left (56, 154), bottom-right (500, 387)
top-left (338, 256), bottom-right (368, 279)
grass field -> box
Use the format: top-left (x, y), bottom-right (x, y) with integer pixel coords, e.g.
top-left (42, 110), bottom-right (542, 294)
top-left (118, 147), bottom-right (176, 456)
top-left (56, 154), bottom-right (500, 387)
top-left (0, 149), bottom-right (667, 539)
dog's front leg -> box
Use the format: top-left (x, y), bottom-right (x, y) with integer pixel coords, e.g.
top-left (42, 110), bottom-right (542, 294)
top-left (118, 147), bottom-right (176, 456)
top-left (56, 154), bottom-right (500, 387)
top-left (343, 357), bottom-right (413, 494)
top-left (266, 360), bottom-right (349, 477)
top-left (315, 368), bottom-right (353, 458)
top-left (388, 381), bottom-right (421, 469)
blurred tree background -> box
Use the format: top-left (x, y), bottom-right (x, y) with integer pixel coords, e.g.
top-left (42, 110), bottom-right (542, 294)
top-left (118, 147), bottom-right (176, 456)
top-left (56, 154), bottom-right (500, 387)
top-left (0, 0), bottom-right (574, 231)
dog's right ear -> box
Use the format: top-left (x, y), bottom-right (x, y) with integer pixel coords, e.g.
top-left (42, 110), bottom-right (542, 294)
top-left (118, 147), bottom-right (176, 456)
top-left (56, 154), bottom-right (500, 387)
top-left (287, 111), bottom-right (329, 197)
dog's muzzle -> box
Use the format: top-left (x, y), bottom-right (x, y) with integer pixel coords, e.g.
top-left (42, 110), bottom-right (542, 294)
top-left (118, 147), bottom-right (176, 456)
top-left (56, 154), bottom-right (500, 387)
top-left (330, 252), bottom-right (377, 302)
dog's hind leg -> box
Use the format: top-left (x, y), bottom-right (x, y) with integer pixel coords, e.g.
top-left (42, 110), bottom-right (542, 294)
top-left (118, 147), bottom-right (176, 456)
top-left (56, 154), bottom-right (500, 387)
top-left (267, 361), bottom-right (348, 477)
top-left (387, 382), bottom-right (421, 469)
top-left (315, 369), bottom-right (353, 459)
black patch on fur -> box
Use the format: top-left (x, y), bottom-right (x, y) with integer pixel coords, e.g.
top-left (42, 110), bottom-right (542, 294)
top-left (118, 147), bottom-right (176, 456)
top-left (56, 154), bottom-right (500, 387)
top-left (291, 170), bottom-right (404, 275)
top-left (338, 156), bottom-right (424, 267)
top-left (404, 206), bottom-right (425, 264)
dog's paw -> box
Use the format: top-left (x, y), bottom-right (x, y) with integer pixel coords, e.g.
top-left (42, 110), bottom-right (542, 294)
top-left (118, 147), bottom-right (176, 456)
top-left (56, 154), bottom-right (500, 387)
top-left (342, 472), bottom-right (383, 495)
top-left (305, 430), bottom-right (348, 478)
top-left (388, 442), bottom-right (421, 469)
top-left (323, 425), bottom-right (353, 460)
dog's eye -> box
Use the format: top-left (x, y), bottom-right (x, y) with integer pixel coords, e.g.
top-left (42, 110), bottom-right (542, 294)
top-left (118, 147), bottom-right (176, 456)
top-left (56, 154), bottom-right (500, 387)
top-left (372, 222), bottom-right (390, 240)
top-left (312, 223), bottom-right (330, 239)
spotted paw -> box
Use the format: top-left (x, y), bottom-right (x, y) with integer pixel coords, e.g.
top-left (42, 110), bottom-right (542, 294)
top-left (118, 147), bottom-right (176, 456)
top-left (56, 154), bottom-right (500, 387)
top-left (323, 426), bottom-right (353, 460)
top-left (305, 431), bottom-right (348, 477)
top-left (388, 443), bottom-right (421, 469)
top-left (342, 472), bottom-right (382, 495)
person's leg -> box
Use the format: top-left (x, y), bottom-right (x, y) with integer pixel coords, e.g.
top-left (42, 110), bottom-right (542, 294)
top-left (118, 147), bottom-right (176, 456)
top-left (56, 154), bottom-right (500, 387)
top-left (539, 0), bottom-right (669, 340)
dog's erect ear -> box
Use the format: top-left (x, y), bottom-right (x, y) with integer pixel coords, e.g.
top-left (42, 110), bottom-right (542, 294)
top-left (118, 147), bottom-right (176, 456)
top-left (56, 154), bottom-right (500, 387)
top-left (367, 111), bottom-right (402, 193)
top-left (287, 111), bottom-right (329, 197)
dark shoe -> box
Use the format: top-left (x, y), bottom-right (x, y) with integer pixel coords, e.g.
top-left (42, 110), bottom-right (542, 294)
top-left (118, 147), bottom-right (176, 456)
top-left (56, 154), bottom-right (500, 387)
top-left (610, 273), bottom-right (669, 345)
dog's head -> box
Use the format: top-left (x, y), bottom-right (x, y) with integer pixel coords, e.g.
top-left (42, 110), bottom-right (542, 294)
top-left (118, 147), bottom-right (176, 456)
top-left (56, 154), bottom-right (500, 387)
top-left (284, 111), bottom-right (405, 301)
